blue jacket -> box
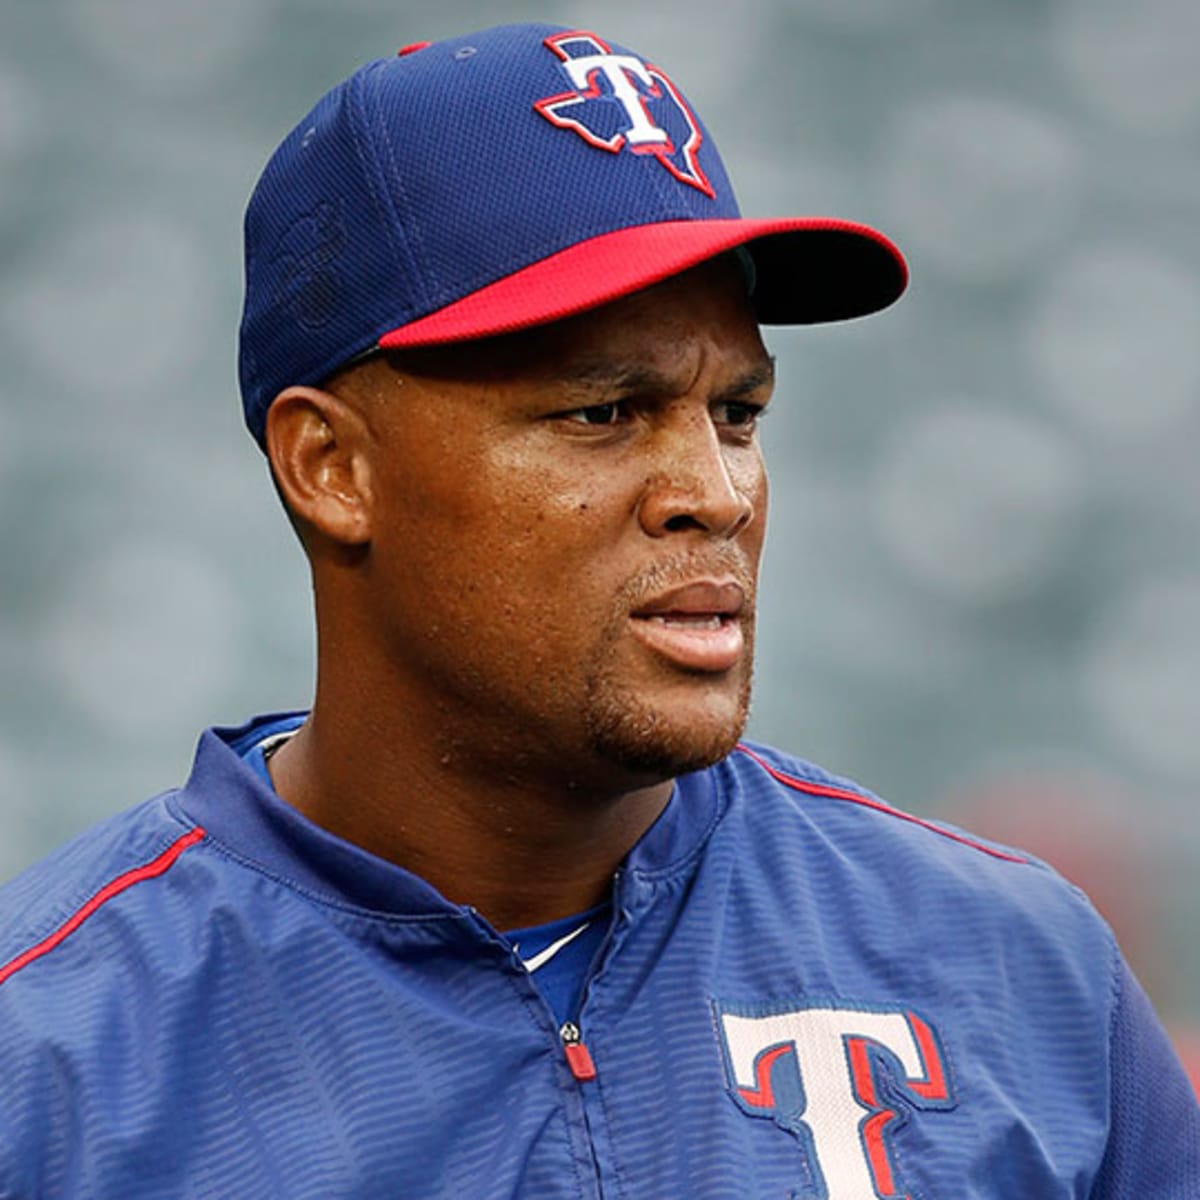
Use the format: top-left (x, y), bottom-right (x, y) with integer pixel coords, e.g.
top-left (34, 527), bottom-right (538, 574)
top-left (0, 714), bottom-right (1196, 1197)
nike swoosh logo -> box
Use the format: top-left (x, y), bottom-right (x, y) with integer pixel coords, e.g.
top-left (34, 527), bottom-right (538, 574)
top-left (517, 922), bottom-right (591, 973)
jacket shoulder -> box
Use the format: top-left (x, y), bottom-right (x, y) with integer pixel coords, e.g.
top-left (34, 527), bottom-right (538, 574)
top-left (0, 795), bottom-right (203, 981)
top-left (729, 740), bottom-right (1031, 865)
top-left (721, 739), bottom-right (1109, 943)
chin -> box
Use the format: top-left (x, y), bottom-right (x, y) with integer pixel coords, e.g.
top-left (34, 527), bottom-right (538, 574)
top-left (583, 674), bottom-right (753, 781)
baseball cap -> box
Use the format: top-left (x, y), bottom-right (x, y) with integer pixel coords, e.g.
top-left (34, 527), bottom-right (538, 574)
top-left (239, 23), bottom-right (907, 448)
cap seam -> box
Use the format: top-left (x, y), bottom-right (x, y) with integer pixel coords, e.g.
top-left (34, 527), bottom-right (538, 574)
top-left (350, 60), bottom-right (433, 330)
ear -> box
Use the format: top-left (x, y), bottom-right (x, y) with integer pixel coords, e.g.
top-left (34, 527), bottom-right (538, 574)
top-left (265, 386), bottom-right (374, 546)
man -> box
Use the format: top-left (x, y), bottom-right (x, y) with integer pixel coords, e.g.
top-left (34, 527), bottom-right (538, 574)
top-left (0, 22), bottom-right (1196, 1198)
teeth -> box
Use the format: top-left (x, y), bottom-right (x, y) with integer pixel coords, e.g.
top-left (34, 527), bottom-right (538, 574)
top-left (650, 613), bottom-right (722, 629)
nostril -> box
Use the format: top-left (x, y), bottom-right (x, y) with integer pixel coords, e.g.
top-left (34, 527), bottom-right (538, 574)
top-left (663, 513), bottom-right (705, 533)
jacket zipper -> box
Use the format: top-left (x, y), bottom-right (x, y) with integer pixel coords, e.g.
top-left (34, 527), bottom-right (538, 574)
top-left (469, 900), bottom-right (604, 1086)
top-left (558, 869), bottom-right (631, 1085)
top-left (559, 1020), bottom-right (597, 1082)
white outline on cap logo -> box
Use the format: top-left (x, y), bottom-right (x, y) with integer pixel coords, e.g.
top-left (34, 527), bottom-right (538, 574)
top-left (533, 30), bottom-right (715, 198)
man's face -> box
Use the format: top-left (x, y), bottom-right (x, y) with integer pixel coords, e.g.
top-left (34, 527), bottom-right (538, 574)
top-left (342, 257), bottom-right (773, 788)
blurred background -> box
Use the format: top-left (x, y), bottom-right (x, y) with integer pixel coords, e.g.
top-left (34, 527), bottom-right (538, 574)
top-left (1, 0), bottom-right (1198, 1076)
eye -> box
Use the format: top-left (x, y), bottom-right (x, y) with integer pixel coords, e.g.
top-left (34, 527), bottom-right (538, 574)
top-left (714, 401), bottom-right (766, 429)
top-left (559, 401), bottom-right (628, 426)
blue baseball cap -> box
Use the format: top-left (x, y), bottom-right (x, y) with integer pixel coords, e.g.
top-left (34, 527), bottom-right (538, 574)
top-left (238, 23), bottom-right (907, 447)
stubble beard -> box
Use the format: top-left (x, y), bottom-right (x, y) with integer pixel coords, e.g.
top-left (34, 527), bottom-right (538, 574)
top-left (581, 557), bottom-right (758, 780)
top-left (583, 645), bottom-right (755, 780)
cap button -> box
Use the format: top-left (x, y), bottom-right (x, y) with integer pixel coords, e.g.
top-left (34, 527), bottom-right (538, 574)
top-left (397, 41), bottom-right (431, 57)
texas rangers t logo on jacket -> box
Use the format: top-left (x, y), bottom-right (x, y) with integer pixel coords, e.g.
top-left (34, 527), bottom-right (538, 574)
top-left (715, 1000), bottom-right (956, 1199)
top-left (534, 30), bottom-right (715, 197)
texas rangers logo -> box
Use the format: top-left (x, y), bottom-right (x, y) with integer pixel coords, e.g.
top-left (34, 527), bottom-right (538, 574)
top-left (715, 1000), bottom-right (956, 1199)
top-left (533, 31), bottom-right (715, 197)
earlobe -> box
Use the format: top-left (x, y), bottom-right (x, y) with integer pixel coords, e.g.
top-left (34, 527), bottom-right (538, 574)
top-left (265, 386), bottom-right (373, 546)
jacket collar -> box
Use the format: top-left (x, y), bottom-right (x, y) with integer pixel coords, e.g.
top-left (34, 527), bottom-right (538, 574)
top-left (174, 713), bottom-right (727, 921)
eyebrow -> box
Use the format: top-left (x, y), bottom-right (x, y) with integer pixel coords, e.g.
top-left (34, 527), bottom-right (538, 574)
top-left (559, 354), bottom-right (776, 399)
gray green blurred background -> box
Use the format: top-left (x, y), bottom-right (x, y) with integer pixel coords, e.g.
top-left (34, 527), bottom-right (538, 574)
top-left (2, 0), bottom-right (1198, 1070)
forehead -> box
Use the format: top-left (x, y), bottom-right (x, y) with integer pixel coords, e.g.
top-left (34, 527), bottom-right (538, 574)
top-left (385, 255), bottom-right (768, 389)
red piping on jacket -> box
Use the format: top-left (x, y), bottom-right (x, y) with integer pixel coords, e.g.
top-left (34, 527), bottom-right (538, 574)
top-left (0, 826), bottom-right (207, 987)
top-left (735, 745), bottom-right (1025, 864)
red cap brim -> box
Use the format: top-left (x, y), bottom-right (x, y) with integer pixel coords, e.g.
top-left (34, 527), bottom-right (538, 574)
top-left (377, 217), bottom-right (907, 349)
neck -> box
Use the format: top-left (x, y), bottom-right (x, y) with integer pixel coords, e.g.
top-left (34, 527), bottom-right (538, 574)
top-left (267, 691), bottom-right (673, 931)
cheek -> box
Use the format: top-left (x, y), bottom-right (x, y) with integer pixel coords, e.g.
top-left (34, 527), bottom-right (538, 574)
top-left (732, 446), bottom-right (769, 549)
top-left (752, 458), bottom-right (768, 538)
top-left (379, 454), bottom-right (627, 636)
top-left (490, 480), bottom-right (627, 625)
top-left (476, 438), bottom-right (633, 557)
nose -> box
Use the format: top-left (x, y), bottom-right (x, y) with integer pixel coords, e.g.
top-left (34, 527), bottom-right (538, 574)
top-left (636, 413), bottom-right (758, 540)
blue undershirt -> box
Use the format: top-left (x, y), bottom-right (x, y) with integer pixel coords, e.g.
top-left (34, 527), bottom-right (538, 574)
top-left (242, 727), bottom-right (608, 1025)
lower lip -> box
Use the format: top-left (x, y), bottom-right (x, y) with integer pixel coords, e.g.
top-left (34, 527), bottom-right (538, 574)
top-left (629, 615), bottom-right (745, 672)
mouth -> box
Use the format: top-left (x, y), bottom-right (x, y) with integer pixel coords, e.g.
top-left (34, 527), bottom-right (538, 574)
top-left (628, 581), bottom-right (747, 673)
